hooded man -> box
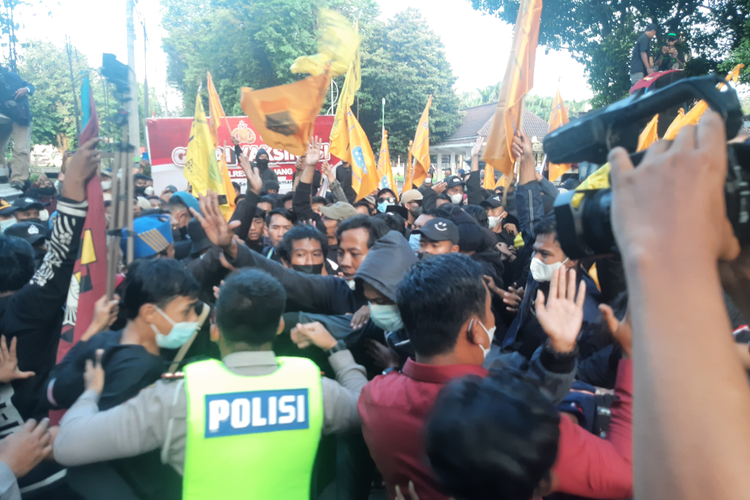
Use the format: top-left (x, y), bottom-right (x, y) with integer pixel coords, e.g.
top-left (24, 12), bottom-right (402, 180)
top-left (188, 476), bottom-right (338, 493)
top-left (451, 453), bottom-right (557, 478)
top-left (253, 148), bottom-right (279, 192)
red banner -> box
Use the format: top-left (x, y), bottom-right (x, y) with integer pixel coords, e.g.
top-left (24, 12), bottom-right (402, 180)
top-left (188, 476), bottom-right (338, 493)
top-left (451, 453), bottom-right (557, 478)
top-left (146, 115), bottom-right (338, 193)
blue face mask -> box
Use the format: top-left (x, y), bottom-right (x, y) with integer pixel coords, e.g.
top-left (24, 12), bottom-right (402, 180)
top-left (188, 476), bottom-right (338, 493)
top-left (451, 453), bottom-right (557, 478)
top-left (0, 218), bottom-right (14, 233)
top-left (377, 202), bottom-right (392, 213)
top-left (150, 306), bottom-right (199, 350)
top-left (408, 233), bottom-right (421, 253)
top-left (369, 303), bottom-right (404, 332)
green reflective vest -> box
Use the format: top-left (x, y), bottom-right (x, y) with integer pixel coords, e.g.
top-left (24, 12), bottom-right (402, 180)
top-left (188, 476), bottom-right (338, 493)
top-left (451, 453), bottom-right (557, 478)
top-left (182, 357), bottom-right (323, 500)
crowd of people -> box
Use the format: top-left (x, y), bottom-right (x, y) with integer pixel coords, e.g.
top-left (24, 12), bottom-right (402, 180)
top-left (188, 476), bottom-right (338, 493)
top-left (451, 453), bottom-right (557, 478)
top-left (0, 98), bottom-right (749, 500)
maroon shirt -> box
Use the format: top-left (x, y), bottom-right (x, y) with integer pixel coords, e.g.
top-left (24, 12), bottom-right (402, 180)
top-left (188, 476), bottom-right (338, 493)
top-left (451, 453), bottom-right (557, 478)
top-left (358, 358), bottom-right (633, 500)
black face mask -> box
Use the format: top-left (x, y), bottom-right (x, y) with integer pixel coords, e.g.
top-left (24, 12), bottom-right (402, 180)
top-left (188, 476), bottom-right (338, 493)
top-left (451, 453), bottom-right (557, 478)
top-left (24, 218), bottom-right (43, 225)
top-left (292, 263), bottom-right (324, 275)
top-left (135, 186), bottom-right (147, 196)
top-left (34, 247), bottom-right (46, 270)
top-left (256, 158), bottom-right (269, 169)
top-left (37, 186), bottom-right (57, 196)
top-left (418, 251), bottom-right (438, 261)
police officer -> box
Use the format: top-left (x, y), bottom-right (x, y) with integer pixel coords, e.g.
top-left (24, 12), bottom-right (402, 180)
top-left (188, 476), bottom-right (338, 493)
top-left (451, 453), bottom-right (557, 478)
top-left (52, 268), bottom-right (368, 499)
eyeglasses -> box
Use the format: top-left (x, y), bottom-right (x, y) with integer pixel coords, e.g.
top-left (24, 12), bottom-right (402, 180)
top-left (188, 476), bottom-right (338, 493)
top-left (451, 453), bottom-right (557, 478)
top-left (378, 197), bottom-right (396, 204)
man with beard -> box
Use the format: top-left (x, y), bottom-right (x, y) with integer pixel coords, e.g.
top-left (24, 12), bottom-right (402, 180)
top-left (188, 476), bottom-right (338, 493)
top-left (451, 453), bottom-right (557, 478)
top-left (133, 173), bottom-right (151, 197)
top-left (253, 148), bottom-right (279, 192)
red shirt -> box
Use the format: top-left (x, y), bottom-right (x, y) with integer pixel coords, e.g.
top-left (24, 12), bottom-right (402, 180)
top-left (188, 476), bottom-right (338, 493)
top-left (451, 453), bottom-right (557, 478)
top-left (358, 358), bottom-right (633, 500)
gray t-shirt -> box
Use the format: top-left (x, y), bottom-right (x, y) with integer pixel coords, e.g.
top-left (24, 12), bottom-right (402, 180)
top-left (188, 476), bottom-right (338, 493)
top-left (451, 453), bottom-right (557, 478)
top-left (630, 33), bottom-right (651, 74)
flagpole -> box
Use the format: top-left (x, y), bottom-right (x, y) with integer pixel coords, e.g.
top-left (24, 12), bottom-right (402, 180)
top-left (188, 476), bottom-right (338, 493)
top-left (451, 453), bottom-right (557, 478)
top-left (382, 97), bottom-right (385, 136)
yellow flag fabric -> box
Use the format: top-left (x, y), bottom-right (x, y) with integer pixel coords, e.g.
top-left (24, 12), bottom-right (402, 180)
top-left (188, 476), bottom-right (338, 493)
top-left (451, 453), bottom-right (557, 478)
top-left (291, 10), bottom-right (360, 78)
top-left (377, 130), bottom-right (399, 201)
top-left (482, 0), bottom-right (542, 176)
top-left (240, 72), bottom-right (330, 156)
top-left (637, 114), bottom-right (659, 152)
top-left (184, 94), bottom-right (229, 203)
top-left (207, 72), bottom-right (236, 219)
top-left (335, 104), bottom-right (379, 201)
top-left (483, 163), bottom-right (496, 190)
top-left (330, 23), bottom-right (361, 162)
top-left (572, 163), bottom-right (611, 208)
top-left (407, 96), bottom-right (432, 189)
top-left (663, 64), bottom-right (744, 140)
top-left (401, 147), bottom-right (415, 195)
top-left (548, 88), bottom-right (571, 182)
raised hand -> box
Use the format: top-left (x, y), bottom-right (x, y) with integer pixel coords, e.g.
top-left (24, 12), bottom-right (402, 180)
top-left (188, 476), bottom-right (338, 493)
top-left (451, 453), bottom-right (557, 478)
top-left (191, 190), bottom-right (241, 254)
top-left (535, 267), bottom-right (586, 353)
top-left (350, 305), bottom-right (370, 330)
top-left (81, 294), bottom-right (120, 342)
top-left (62, 137), bottom-right (102, 202)
top-left (0, 336), bottom-right (34, 383)
top-left (599, 304), bottom-right (632, 358)
top-left (305, 136), bottom-right (323, 167)
top-left (238, 155), bottom-right (262, 195)
top-left (431, 181), bottom-right (447, 194)
top-left (84, 349), bottom-right (105, 395)
top-left (471, 135), bottom-right (484, 158)
top-left (320, 161), bottom-right (335, 182)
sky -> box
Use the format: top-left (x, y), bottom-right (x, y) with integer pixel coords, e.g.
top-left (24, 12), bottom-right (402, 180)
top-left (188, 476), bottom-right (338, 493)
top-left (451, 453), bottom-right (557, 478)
top-left (13, 0), bottom-right (593, 114)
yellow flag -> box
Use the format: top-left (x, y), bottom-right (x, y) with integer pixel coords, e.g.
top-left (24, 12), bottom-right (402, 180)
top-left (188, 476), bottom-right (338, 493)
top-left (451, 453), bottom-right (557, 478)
top-left (335, 104), bottom-right (379, 201)
top-left (330, 22), bottom-right (361, 162)
top-left (184, 94), bottom-right (229, 203)
top-left (482, 0), bottom-right (542, 176)
top-left (404, 96), bottom-right (432, 190)
top-left (240, 72), bottom-right (330, 156)
top-left (291, 10), bottom-right (360, 78)
top-left (637, 114), bottom-right (659, 152)
top-left (548, 88), bottom-right (571, 182)
top-left (483, 162), bottom-right (496, 190)
top-left (377, 130), bottom-right (399, 201)
top-left (207, 72), bottom-right (236, 219)
top-left (663, 64), bottom-right (744, 140)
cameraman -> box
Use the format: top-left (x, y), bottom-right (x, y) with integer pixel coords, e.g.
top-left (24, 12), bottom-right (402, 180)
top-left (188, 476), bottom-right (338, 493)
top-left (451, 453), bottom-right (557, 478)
top-left (654, 33), bottom-right (687, 71)
top-left (502, 132), bottom-right (605, 360)
top-left (0, 65), bottom-right (34, 191)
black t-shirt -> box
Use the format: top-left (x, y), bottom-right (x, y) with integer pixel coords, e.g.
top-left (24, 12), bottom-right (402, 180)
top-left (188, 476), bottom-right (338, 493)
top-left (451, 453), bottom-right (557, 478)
top-left (657, 46), bottom-right (685, 71)
top-left (630, 33), bottom-right (651, 74)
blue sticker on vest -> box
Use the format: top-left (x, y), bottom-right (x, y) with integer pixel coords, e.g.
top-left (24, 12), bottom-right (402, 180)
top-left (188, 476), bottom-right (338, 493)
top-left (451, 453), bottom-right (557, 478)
top-left (204, 389), bottom-right (309, 438)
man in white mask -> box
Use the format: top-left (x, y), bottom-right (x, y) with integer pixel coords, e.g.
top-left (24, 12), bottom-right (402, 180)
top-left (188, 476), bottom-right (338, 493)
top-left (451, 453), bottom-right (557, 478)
top-left (444, 176), bottom-right (466, 205)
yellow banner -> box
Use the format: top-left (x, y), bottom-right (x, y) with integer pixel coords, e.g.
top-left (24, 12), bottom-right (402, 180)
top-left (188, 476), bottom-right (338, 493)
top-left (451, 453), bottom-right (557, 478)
top-left (207, 72), bottom-right (236, 219)
top-left (334, 104), bottom-right (379, 201)
top-left (330, 23), bottom-right (361, 162)
top-left (377, 130), bottom-right (399, 201)
top-left (482, 0), bottom-right (542, 176)
top-left (483, 162), bottom-right (496, 190)
top-left (290, 10), bottom-right (360, 78)
top-left (637, 114), bottom-right (659, 152)
top-left (184, 94), bottom-right (228, 202)
top-left (240, 72), bottom-right (330, 156)
top-left (408, 95), bottom-right (432, 188)
top-left (548, 87), bottom-right (571, 182)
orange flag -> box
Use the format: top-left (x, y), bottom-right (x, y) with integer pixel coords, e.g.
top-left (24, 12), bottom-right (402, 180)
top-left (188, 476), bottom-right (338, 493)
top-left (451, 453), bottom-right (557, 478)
top-left (482, 0), bottom-right (542, 176)
top-left (483, 162), bottom-right (496, 190)
top-left (240, 72), bottom-right (330, 156)
top-left (637, 114), bottom-right (659, 151)
top-left (548, 87), bottom-right (571, 182)
top-left (377, 130), bottom-right (399, 201)
top-left (207, 72), bottom-right (236, 219)
top-left (335, 104), bottom-right (379, 201)
top-left (664, 64), bottom-right (744, 140)
top-left (403, 96), bottom-right (432, 191)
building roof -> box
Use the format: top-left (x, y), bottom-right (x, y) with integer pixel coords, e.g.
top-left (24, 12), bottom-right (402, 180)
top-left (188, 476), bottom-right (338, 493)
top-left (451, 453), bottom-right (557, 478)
top-left (434, 103), bottom-right (549, 148)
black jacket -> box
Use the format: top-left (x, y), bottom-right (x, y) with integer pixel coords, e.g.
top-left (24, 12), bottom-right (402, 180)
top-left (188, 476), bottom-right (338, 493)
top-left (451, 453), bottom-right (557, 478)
top-left (0, 68), bottom-right (34, 125)
top-left (335, 164), bottom-right (357, 203)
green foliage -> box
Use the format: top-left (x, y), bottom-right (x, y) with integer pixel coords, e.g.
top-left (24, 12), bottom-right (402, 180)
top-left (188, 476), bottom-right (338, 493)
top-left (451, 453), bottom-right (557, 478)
top-left (470, 0), bottom-right (750, 107)
top-left (160, 0), bottom-right (460, 159)
top-left (358, 8), bottom-right (461, 158)
top-left (524, 94), bottom-right (589, 122)
top-left (459, 82), bottom-right (501, 108)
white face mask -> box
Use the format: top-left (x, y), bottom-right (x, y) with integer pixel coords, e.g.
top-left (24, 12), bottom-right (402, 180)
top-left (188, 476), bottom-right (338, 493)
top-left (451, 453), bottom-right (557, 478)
top-left (488, 213), bottom-right (505, 229)
top-left (101, 181), bottom-right (112, 191)
top-left (472, 319), bottom-right (496, 359)
top-left (369, 303), bottom-right (404, 332)
top-left (530, 257), bottom-right (569, 282)
top-left (450, 193), bottom-right (463, 205)
top-left (150, 306), bottom-right (199, 349)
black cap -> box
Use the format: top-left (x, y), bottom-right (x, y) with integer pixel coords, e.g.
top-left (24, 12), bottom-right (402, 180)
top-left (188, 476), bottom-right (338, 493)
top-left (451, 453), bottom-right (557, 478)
top-left (0, 198), bottom-right (16, 216)
top-left (164, 185), bottom-right (178, 194)
top-left (385, 204), bottom-right (408, 220)
top-left (134, 173), bottom-right (152, 182)
top-left (445, 176), bottom-right (464, 190)
top-left (265, 180), bottom-right (280, 192)
top-left (187, 217), bottom-right (213, 256)
top-left (417, 217), bottom-right (459, 245)
top-left (4, 221), bottom-right (49, 246)
top-left (12, 197), bottom-right (47, 211)
top-left (480, 194), bottom-right (504, 209)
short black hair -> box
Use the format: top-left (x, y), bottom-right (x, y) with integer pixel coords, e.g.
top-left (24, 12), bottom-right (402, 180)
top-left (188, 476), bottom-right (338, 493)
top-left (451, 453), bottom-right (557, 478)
top-left (280, 192), bottom-right (294, 205)
top-left (134, 173), bottom-right (151, 182)
top-left (335, 215), bottom-right (390, 249)
top-left (377, 188), bottom-right (397, 199)
top-left (311, 196), bottom-right (328, 206)
top-left (231, 182), bottom-right (241, 192)
top-left (533, 216), bottom-right (557, 240)
top-left (122, 259), bottom-right (200, 320)
top-left (0, 234), bottom-right (35, 293)
top-left (277, 225), bottom-right (328, 263)
top-left (437, 193), bottom-right (451, 202)
top-left (167, 195), bottom-right (188, 211)
top-left (259, 195), bottom-right (277, 208)
top-left (353, 201), bottom-right (375, 215)
top-left (458, 224), bottom-right (496, 253)
top-left (426, 370), bottom-right (560, 500)
top-left (265, 208), bottom-right (295, 227)
top-left (216, 269), bottom-right (286, 345)
top-left (252, 208), bottom-right (267, 221)
top-left (462, 205), bottom-right (489, 228)
top-left (373, 212), bottom-right (406, 236)
top-left (397, 253), bottom-right (486, 357)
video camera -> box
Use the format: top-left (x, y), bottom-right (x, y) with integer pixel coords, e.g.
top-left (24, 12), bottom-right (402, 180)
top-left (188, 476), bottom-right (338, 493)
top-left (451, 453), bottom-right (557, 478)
top-left (543, 75), bottom-right (750, 259)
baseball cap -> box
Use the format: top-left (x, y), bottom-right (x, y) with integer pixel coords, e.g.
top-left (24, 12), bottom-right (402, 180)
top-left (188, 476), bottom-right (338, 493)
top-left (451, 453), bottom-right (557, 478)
top-left (416, 217), bottom-right (459, 245)
top-left (480, 194), bottom-right (504, 209)
top-left (187, 217), bottom-right (213, 256)
top-left (320, 202), bottom-right (358, 221)
top-left (363, 196), bottom-right (377, 207)
top-left (265, 180), bottom-right (280, 192)
top-left (4, 221), bottom-right (49, 246)
top-left (401, 190), bottom-right (423, 205)
top-left (163, 185), bottom-right (178, 194)
top-left (121, 214), bottom-right (173, 259)
top-left (136, 197), bottom-right (152, 211)
top-left (385, 205), bottom-right (409, 220)
top-left (0, 198), bottom-right (16, 216)
top-left (445, 176), bottom-right (464, 190)
top-left (12, 197), bottom-right (47, 211)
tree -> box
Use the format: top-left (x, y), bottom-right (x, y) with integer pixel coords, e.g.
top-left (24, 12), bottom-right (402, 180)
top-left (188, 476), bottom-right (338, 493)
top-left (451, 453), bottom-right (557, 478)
top-left (358, 9), bottom-right (461, 158)
top-left (524, 94), bottom-right (589, 121)
top-left (470, 0), bottom-right (750, 107)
